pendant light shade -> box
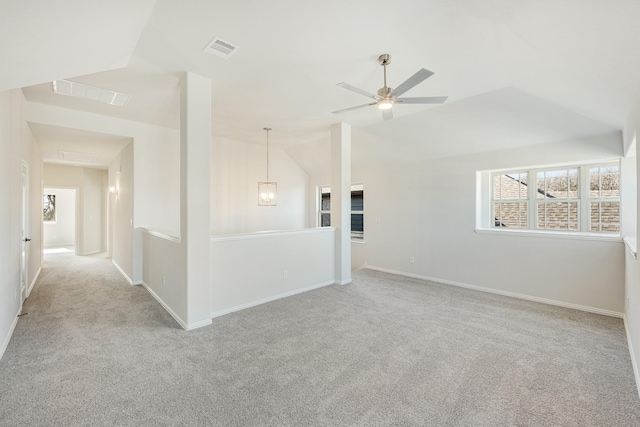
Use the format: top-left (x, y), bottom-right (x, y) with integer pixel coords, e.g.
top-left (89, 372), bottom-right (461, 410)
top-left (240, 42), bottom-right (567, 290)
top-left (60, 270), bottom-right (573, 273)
top-left (258, 127), bottom-right (277, 206)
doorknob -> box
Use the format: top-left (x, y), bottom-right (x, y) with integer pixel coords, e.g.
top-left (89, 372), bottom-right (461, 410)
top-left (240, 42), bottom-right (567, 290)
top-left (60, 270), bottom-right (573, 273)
top-left (24, 238), bottom-right (31, 242)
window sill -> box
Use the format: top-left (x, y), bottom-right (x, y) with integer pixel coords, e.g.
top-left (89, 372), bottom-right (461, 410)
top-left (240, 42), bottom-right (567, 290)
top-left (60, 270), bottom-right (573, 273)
top-left (475, 228), bottom-right (622, 243)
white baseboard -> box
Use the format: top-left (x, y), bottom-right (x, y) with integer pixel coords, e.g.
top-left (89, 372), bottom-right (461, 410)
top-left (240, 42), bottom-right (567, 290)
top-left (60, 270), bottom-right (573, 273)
top-left (80, 250), bottom-right (104, 256)
top-left (211, 280), bottom-right (335, 319)
top-left (28, 267), bottom-right (41, 296)
top-left (185, 318), bottom-right (212, 331)
top-left (0, 309), bottom-right (20, 361)
top-left (366, 265), bottom-right (624, 319)
top-left (112, 260), bottom-right (134, 286)
top-left (335, 279), bottom-right (352, 285)
top-left (141, 281), bottom-right (189, 330)
top-left (624, 315), bottom-right (640, 399)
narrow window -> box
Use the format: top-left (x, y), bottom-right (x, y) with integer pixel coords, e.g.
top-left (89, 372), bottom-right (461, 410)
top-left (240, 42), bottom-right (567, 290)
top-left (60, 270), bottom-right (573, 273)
top-left (318, 184), bottom-right (365, 241)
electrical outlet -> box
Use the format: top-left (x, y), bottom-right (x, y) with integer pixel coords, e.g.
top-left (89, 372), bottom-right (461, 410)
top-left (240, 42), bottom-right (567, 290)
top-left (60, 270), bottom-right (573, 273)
top-left (409, 256), bottom-right (415, 264)
top-left (627, 297), bottom-right (630, 310)
top-left (283, 270), bottom-right (288, 279)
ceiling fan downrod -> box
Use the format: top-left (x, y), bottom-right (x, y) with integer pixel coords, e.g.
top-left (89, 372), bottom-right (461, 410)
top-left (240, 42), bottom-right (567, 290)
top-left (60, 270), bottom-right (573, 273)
top-left (377, 54), bottom-right (393, 108)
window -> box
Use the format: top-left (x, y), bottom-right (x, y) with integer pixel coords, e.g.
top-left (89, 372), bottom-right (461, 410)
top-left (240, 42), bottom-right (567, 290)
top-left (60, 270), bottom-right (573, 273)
top-left (43, 194), bottom-right (56, 222)
top-left (589, 165), bottom-right (620, 232)
top-left (493, 172), bottom-right (528, 228)
top-left (535, 167), bottom-right (579, 231)
top-left (485, 161), bottom-right (620, 235)
top-left (318, 184), bottom-right (364, 241)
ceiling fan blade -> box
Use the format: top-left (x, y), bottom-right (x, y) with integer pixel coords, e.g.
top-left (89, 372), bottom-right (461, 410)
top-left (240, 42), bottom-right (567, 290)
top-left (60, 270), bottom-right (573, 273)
top-left (337, 82), bottom-right (380, 100)
top-left (389, 68), bottom-right (434, 97)
top-left (332, 102), bottom-right (376, 114)
top-left (382, 109), bottom-right (393, 121)
top-left (396, 96), bottom-right (448, 104)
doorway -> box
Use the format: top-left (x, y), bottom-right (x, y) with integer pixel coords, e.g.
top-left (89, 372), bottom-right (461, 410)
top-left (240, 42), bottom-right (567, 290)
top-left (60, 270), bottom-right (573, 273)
top-left (43, 188), bottom-right (77, 256)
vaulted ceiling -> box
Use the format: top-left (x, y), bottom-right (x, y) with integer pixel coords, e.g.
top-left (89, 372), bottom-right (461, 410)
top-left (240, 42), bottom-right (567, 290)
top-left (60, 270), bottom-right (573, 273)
top-left (3, 0), bottom-right (640, 160)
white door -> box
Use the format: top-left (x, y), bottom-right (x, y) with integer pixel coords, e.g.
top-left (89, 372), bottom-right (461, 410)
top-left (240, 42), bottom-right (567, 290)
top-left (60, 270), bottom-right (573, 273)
top-left (20, 161), bottom-right (30, 303)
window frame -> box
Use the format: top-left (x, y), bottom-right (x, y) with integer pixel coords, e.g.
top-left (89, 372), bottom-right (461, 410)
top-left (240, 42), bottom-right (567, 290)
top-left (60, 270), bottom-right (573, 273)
top-left (484, 160), bottom-right (620, 237)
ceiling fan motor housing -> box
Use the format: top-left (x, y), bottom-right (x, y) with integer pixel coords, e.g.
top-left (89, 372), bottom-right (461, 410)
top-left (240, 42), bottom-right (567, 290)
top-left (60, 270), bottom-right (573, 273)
top-left (377, 87), bottom-right (393, 97)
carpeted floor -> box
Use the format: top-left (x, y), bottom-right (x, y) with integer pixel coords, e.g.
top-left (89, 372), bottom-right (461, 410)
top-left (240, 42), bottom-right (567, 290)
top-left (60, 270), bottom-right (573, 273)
top-left (1, 252), bottom-right (639, 426)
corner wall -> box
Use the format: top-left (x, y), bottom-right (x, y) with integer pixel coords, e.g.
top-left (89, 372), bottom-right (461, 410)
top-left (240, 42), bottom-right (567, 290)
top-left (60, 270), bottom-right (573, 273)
top-left (1, 89), bottom-right (43, 359)
top-left (109, 142), bottom-right (135, 283)
top-left (623, 90), bottom-right (640, 388)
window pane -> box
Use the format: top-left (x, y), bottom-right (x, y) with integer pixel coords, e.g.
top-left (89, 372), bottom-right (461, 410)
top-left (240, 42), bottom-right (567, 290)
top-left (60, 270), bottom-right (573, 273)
top-left (351, 190), bottom-right (363, 211)
top-left (494, 202), bottom-right (527, 228)
top-left (601, 170), bottom-right (620, 198)
top-left (493, 175), bottom-right (501, 200)
top-left (536, 203), bottom-right (545, 228)
top-left (568, 169), bottom-right (579, 198)
top-left (569, 202), bottom-right (578, 230)
top-left (321, 194), bottom-right (330, 211)
top-left (548, 202), bottom-right (568, 229)
top-left (320, 213), bottom-right (331, 227)
top-left (494, 203), bottom-right (503, 227)
top-left (351, 214), bottom-right (364, 239)
top-left (545, 170), bottom-right (568, 199)
top-left (537, 172), bottom-right (545, 199)
top-left (494, 173), bottom-right (528, 201)
top-left (518, 173), bottom-right (528, 199)
top-left (590, 202), bottom-right (600, 231)
top-left (537, 202), bottom-right (575, 230)
top-left (591, 201), bottom-right (620, 232)
top-left (590, 166), bottom-right (620, 199)
top-left (589, 167), bottom-right (600, 198)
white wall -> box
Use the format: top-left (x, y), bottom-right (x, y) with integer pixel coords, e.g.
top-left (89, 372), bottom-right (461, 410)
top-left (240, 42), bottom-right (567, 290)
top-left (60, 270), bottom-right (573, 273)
top-left (211, 137), bottom-right (308, 235)
top-left (82, 168), bottom-right (105, 254)
top-left (109, 142), bottom-right (135, 283)
top-left (43, 188), bottom-right (76, 247)
top-left (141, 230), bottom-right (186, 325)
top-left (623, 90), bottom-right (640, 387)
top-left (210, 228), bottom-right (335, 316)
top-left (293, 129), bottom-right (626, 314)
top-left (1, 89), bottom-right (43, 359)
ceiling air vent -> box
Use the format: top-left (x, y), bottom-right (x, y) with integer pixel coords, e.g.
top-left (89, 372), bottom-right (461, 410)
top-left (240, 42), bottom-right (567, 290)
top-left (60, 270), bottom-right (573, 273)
top-left (203, 37), bottom-right (238, 59)
top-left (58, 150), bottom-right (100, 164)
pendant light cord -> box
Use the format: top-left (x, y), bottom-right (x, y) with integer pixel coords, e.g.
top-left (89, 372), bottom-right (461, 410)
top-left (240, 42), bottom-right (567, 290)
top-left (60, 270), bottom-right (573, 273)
top-left (264, 127), bottom-right (272, 182)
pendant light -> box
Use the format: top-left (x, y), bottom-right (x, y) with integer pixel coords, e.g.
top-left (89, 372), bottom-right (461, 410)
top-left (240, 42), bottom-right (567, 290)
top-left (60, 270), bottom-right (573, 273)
top-left (258, 127), bottom-right (277, 206)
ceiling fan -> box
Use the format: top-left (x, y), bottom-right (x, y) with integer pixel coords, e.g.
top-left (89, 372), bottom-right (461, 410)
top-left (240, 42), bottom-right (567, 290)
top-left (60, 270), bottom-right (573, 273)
top-left (332, 54), bottom-right (448, 121)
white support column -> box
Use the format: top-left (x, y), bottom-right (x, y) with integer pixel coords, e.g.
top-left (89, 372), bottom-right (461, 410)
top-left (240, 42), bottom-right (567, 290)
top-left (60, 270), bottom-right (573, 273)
top-left (180, 72), bottom-right (212, 329)
top-left (331, 122), bottom-right (352, 285)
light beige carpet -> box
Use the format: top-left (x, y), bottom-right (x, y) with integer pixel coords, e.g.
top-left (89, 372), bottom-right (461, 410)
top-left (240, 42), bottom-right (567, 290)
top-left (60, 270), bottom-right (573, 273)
top-left (1, 252), bottom-right (639, 426)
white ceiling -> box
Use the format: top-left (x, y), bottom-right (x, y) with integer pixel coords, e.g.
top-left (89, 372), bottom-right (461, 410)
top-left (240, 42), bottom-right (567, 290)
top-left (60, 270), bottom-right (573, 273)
top-left (29, 123), bottom-right (132, 169)
top-left (6, 0), bottom-right (640, 160)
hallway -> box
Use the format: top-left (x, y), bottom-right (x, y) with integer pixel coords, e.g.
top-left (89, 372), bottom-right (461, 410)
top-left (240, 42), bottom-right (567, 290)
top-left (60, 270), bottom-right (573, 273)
top-left (0, 252), bottom-right (181, 425)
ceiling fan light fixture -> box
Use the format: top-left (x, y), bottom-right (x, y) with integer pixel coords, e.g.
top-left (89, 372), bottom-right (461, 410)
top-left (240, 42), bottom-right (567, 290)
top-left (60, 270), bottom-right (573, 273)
top-left (377, 99), bottom-right (393, 110)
